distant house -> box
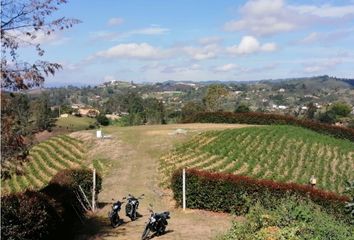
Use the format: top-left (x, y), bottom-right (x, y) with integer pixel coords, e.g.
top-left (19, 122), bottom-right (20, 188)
top-left (78, 108), bottom-right (100, 117)
top-left (71, 103), bottom-right (85, 109)
top-left (119, 112), bottom-right (129, 116)
top-left (278, 105), bottom-right (288, 110)
top-left (60, 113), bottom-right (69, 118)
top-left (106, 114), bottom-right (120, 120)
top-left (335, 121), bottom-right (344, 127)
top-left (278, 88), bottom-right (285, 93)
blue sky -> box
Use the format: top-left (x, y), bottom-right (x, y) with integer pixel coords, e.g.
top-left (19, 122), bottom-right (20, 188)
top-left (22, 0), bottom-right (354, 86)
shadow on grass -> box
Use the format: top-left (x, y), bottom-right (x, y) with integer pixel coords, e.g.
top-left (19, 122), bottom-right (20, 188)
top-left (96, 201), bottom-right (111, 209)
top-left (74, 214), bottom-right (132, 240)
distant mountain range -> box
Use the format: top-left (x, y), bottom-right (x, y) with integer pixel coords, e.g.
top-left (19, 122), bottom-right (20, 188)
top-left (43, 75), bottom-right (354, 89)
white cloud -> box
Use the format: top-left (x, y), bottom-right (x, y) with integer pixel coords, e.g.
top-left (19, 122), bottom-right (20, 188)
top-left (261, 42), bottom-right (277, 52)
top-left (224, 0), bottom-right (354, 36)
top-left (298, 28), bottom-right (354, 45)
top-left (161, 63), bottom-right (202, 73)
top-left (129, 26), bottom-right (169, 35)
top-left (107, 17), bottom-right (124, 26)
top-left (7, 30), bottom-right (69, 46)
top-left (140, 62), bottom-right (202, 74)
top-left (303, 59), bottom-right (342, 73)
top-left (226, 36), bottom-right (277, 55)
top-left (182, 44), bottom-right (220, 60)
top-left (214, 63), bottom-right (239, 72)
top-left (198, 36), bottom-right (223, 45)
top-left (299, 32), bottom-right (320, 44)
top-left (96, 43), bottom-right (168, 59)
top-left (290, 4), bottom-right (354, 18)
top-left (224, 0), bottom-right (296, 36)
top-left (90, 26), bottom-right (169, 41)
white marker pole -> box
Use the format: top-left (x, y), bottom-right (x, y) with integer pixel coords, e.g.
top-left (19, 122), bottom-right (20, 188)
top-left (182, 168), bottom-right (186, 211)
top-left (92, 168), bottom-right (96, 212)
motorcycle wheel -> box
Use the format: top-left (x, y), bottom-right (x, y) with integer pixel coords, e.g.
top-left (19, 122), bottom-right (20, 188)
top-left (131, 210), bottom-right (137, 221)
top-left (157, 224), bottom-right (166, 236)
top-left (126, 203), bottom-right (132, 216)
top-left (141, 225), bottom-right (150, 240)
top-left (111, 214), bottom-right (120, 228)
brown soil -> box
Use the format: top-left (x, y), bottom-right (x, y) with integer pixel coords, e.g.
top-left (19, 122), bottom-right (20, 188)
top-left (72, 124), bottom-right (249, 240)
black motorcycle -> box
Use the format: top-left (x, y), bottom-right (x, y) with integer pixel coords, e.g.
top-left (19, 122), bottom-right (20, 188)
top-left (141, 205), bottom-right (170, 240)
top-left (108, 198), bottom-right (125, 228)
top-left (125, 193), bottom-right (144, 221)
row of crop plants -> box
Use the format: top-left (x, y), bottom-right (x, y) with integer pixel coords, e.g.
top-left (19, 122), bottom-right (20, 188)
top-left (160, 125), bottom-right (354, 193)
top-left (2, 135), bottom-right (86, 194)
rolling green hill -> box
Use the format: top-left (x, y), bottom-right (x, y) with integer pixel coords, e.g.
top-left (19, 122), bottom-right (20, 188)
top-left (1, 135), bottom-right (86, 194)
top-left (160, 125), bottom-right (354, 193)
top-left (55, 115), bottom-right (96, 131)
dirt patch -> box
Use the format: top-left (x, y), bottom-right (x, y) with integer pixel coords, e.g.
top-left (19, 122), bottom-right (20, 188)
top-left (73, 124), bottom-right (250, 239)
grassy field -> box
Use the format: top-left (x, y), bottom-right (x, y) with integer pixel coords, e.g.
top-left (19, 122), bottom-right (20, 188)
top-left (1, 135), bottom-right (86, 194)
top-left (55, 115), bottom-right (96, 131)
top-left (160, 125), bottom-right (354, 193)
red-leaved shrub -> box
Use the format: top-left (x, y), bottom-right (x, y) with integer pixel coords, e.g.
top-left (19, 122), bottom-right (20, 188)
top-left (171, 169), bottom-right (349, 219)
top-left (1, 191), bottom-right (63, 240)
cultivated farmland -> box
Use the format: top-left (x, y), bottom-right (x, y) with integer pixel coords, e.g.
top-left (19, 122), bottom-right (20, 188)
top-left (160, 125), bottom-right (354, 193)
top-left (1, 135), bottom-right (85, 194)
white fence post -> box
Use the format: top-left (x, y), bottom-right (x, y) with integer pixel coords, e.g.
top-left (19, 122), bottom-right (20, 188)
top-left (92, 168), bottom-right (96, 212)
top-left (183, 168), bottom-right (186, 211)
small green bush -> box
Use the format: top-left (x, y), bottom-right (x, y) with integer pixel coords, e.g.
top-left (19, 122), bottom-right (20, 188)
top-left (1, 191), bottom-right (62, 240)
top-left (96, 114), bottom-right (109, 126)
top-left (218, 196), bottom-right (354, 240)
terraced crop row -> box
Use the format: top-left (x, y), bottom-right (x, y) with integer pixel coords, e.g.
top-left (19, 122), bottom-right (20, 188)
top-left (2, 135), bottom-right (86, 194)
top-left (160, 125), bottom-right (354, 193)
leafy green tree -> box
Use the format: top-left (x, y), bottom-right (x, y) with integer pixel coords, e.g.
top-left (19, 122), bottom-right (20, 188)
top-left (1, 93), bottom-right (32, 169)
top-left (202, 85), bottom-right (228, 112)
top-left (32, 93), bottom-right (53, 131)
top-left (234, 104), bottom-right (250, 113)
top-left (143, 98), bottom-right (165, 124)
top-left (96, 113), bottom-right (109, 126)
top-left (306, 102), bottom-right (317, 119)
top-left (330, 102), bottom-right (351, 118)
top-left (125, 92), bottom-right (145, 125)
top-left (60, 104), bottom-right (74, 114)
top-left (181, 101), bottom-right (204, 120)
top-left (318, 110), bottom-right (337, 124)
top-left (0, 0), bottom-right (79, 167)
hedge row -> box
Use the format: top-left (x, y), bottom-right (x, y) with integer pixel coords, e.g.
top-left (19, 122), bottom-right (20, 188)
top-left (184, 112), bottom-right (354, 142)
top-left (1, 191), bottom-right (62, 240)
top-left (171, 169), bottom-right (350, 219)
top-left (1, 169), bottom-right (102, 240)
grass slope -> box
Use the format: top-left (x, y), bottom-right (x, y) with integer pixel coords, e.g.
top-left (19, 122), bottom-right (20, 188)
top-left (1, 135), bottom-right (86, 194)
top-left (160, 125), bottom-right (354, 193)
top-left (55, 115), bottom-right (96, 131)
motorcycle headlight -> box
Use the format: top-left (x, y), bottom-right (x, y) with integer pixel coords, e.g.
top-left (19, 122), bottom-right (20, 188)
top-left (113, 205), bottom-right (119, 210)
top-left (150, 217), bottom-right (156, 223)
